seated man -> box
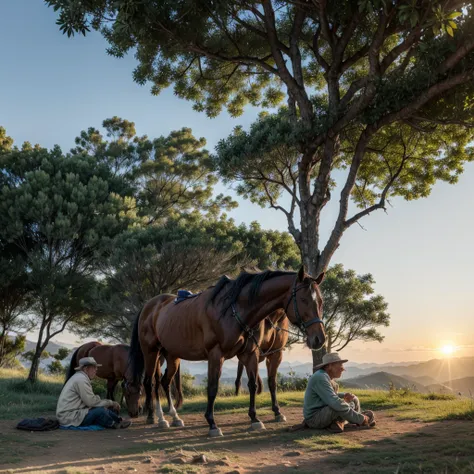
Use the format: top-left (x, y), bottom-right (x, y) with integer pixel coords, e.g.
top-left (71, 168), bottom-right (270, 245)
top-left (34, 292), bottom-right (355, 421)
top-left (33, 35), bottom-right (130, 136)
top-left (303, 352), bottom-right (376, 433)
top-left (57, 357), bottom-right (131, 429)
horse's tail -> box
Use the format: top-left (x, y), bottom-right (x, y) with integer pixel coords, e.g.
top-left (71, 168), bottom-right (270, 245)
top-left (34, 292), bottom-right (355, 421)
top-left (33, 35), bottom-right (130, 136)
top-left (129, 308), bottom-right (145, 385)
top-left (235, 360), bottom-right (244, 396)
top-left (64, 346), bottom-right (80, 384)
top-left (173, 363), bottom-right (183, 409)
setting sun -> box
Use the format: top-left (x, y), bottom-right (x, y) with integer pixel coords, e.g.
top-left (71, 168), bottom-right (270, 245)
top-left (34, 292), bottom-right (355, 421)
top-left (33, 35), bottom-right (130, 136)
top-left (440, 344), bottom-right (456, 356)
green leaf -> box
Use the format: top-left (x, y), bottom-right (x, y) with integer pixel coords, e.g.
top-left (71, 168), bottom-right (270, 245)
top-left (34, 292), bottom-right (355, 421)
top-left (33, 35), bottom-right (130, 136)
top-left (447, 12), bottom-right (462, 19)
top-left (446, 25), bottom-right (454, 37)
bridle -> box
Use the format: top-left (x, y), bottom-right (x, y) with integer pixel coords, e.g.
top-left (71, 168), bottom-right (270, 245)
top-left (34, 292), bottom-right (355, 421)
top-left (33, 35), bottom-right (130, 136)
top-left (230, 276), bottom-right (324, 356)
top-left (285, 278), bottom-right (324, 332)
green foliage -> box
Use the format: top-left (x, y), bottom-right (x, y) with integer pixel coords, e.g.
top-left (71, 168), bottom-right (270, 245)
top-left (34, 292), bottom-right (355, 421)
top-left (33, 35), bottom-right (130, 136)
top-left (47, 359), bottom-right (65, 375)
top-left (321, 264), bottom-right (390, 352)
top-left (0, 134), bottom-right (135, 382)
top-left (22, 350), bottom-right (50, 362)
top-left (53, 347), bottom-right (70, 361)
top-left (277, 370), bottom-right (309, 392)
top-left (71, 119), bottom-right (237, 223)
top-left (46, 0), bottom-right (474, 282)
top-left (0, 335), bottom-right (26, 369)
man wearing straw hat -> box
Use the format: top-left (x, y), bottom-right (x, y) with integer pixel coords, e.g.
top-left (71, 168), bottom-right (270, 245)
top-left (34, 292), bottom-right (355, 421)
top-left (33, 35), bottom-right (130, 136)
top-left (56, 356), bottom-right (131, 429)
top-left (301, 352), bottom-right (376, 433)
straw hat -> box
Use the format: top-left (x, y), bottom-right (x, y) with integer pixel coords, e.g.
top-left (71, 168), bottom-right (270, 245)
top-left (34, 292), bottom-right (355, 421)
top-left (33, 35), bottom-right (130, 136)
top-left (74, 357), bottom-right (102, 370)
top-left (313, 352), bottom-right (348, 371)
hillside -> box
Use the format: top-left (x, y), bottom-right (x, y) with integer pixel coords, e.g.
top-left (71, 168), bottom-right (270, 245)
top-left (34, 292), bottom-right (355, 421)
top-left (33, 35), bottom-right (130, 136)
top-left (444, 377), bottom-right (474, 395)
top-left (341, 371), bottom-right (428, 392)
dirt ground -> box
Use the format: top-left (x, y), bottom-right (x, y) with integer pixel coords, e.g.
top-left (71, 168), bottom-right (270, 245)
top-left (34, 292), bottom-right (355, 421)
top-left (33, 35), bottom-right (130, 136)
top-left (1, 408), bottom-right (473, 474)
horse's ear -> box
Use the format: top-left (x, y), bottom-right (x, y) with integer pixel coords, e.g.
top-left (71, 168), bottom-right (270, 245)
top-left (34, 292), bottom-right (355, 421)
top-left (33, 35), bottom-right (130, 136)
top-left (297, 265), bottom-right (306, 282)
top-left (314, 272), bottom-right (325, 285)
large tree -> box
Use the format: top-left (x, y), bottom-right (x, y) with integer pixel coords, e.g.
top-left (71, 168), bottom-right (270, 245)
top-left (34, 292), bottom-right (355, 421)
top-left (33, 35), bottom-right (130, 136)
top-left (0, 136), bottom-right (134, 382)
top-left (46, 0), bottom-right (474, 367)
top-left (46, 0), bottom-right (474, 272)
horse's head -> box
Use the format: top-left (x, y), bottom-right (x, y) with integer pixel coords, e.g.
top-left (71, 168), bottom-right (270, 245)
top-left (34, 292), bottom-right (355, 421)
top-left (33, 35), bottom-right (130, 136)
top-left (122, 380), bottom-right (142, 418)
top-left (285, 266), bottom-right (326, 351)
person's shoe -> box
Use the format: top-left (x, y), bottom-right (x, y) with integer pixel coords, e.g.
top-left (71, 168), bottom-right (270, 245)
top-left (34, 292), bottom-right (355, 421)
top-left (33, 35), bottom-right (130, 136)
top-left (326, 420), bottom-right (344, 433)
top-left (119, 420), bottom-right (132, 429)
top-left (362, 410), bottom-right (376, 427)
top-left (288, 421), bottom-right (309, 432)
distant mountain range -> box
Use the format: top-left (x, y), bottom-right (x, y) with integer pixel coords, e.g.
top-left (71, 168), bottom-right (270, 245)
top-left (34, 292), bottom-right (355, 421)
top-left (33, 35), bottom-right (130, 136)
top-left (18, 339), bottom-right (474, 395)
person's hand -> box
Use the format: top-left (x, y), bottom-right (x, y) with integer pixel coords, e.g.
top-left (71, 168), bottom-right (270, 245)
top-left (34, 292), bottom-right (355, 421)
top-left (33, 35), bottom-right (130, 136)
top-left (110, 401), bottom-right (121, 412)
top-left (344, 393), bottom-right (355, 403)
top-left (361, 415), bottom-right (370, 426)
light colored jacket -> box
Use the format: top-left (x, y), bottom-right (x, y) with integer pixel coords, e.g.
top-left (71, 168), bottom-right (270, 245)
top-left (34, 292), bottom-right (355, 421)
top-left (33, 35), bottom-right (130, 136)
top-left (303, 369), bottom-right (365, 424)
top-left (56, 371), bottom-right (114, 426)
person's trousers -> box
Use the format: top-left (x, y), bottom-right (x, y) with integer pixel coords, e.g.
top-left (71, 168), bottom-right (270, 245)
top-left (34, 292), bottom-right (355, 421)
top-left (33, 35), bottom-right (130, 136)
top-left (80, 407), bottom-right (121, 428)
top-left (305, 396), bottom-right (361, 429)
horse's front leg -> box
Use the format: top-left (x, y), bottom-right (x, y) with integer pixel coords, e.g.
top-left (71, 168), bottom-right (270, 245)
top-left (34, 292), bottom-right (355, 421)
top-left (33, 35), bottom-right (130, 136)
top-left (266, 351), bottom-right (286, 422)
top-left (205, 346), bottom-right (224, 437)
top-left (240, 351), bottom-right (265, 431)
top-left (106, 378), bottom-right (117, 401)
top-left (153, 356), bottom-right (170, 429)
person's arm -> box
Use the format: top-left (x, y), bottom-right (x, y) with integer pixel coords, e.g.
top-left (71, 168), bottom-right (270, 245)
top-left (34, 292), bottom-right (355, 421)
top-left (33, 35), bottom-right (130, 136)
top-left (315, 376), bottom-right (365, 424)
top-left (75, 378), bottom-right (114, 408)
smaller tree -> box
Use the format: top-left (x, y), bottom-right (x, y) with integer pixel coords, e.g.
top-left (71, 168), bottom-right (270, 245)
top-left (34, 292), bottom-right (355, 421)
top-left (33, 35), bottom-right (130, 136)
top-left (53, 347), bottom-right (71, 361)
top-left (22, 349), bottom-right (50, 362)
top-left (48, 359), bottom-right (66, 375)
top-left (320, 264), bottom-right (390, 370)
top-left (0, 335), bottom-right (26, 369)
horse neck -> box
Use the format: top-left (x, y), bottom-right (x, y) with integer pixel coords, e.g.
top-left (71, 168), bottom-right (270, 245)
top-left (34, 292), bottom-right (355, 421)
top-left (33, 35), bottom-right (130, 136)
top-left (238, 274), bottom-right (294, 329)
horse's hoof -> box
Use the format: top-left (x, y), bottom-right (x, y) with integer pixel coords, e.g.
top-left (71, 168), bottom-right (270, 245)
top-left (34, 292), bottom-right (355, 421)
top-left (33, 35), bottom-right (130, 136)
top-left (146, 418), bottom-right (155, 425)
top-left (171, 418), bottom-right (185, 428)
top-left (275, 414), bottom-right (287, 423)
top-left (251, 421), bottom-right (266, 431)
top-left (209, 428), bottom-right (223, 437)
top-left (157, 420), bottom-right (170, 429)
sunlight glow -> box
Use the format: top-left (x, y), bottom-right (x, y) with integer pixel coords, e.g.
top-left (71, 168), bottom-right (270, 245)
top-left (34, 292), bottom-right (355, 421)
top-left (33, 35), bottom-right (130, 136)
top-left (440, 344), bottom-right (456, 356)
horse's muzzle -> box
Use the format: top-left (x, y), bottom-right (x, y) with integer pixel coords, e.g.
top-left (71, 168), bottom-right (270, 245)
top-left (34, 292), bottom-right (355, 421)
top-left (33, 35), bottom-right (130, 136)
top-left (307, 333), bottom-right (325, 351)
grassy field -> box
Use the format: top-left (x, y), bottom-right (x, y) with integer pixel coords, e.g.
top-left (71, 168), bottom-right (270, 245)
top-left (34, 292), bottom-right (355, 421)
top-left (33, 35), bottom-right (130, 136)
top-left (1, 368), bottom-right (473, 422)
top-left (1, 368), bottom-right (474, 473)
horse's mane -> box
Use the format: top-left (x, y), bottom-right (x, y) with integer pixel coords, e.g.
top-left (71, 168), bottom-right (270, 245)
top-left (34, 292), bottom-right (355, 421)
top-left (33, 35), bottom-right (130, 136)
top-left (210, 269), bottom-right (295, 312)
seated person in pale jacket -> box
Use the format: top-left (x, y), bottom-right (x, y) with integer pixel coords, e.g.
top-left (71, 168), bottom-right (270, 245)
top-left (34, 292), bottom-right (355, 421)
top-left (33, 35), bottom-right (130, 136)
top-left (303, 352), bottom-right (376, 433)
top-left (57, 357), bottom-right (131, 429)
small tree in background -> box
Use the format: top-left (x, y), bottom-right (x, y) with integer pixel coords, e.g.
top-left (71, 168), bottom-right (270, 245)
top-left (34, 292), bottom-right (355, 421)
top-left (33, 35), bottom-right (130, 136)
top-left (320, 264), bottom-right (390, 362)
top-left (0, 132), bottom-right (135, 382)
top-left (0, 335), bottom-right (26, 369)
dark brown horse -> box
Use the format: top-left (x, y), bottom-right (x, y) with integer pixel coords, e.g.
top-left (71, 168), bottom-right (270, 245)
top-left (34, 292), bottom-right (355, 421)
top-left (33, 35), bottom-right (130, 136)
top-left (65, 342), bottom-right (133, 398)
top-left (66, 341), bottom-right (174, 418)
top-left (234, 309), bottom-right (290, 422)
top-left (129, 267), bottom-right (326, 436)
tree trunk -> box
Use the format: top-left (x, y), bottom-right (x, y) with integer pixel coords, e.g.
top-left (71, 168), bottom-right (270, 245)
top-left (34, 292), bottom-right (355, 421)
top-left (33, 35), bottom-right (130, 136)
top-left (27, 322), bottom-right (47, 383)
top-left (0, 329), bottom-right (6, 368)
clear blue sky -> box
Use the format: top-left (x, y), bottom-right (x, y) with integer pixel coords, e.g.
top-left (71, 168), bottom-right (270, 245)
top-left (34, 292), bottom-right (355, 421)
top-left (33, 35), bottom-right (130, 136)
top-left (2, 1), bottom-right (474, 363)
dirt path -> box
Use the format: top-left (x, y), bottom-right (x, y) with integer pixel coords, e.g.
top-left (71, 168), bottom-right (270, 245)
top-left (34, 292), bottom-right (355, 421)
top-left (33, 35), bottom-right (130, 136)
top-left (1, 408), bottom-right (473, 474)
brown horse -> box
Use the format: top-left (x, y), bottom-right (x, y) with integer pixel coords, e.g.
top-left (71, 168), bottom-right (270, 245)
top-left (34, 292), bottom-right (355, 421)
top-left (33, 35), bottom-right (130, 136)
top-left (66, 342), bottom-right (133, 399)
top-left (129, 267), bottom-right (326, 436)
top-left (234, 309), bottom-right (290, 422)
top-left (66, 342), bottom-right (150, 417)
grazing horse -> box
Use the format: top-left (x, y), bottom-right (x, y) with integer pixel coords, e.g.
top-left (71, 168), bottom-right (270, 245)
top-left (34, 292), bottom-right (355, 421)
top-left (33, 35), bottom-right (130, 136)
top-left (234, 309), bottom-right (290, 422)
top-left (129, 266), bottom-right (326, 436)
top-left (66, 342), bottom-right (149, 417)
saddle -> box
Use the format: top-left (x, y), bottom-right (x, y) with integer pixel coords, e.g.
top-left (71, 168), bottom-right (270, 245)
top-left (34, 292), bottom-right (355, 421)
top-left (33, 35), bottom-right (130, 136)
top-left (174, 289), bottom-right (200, 304)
